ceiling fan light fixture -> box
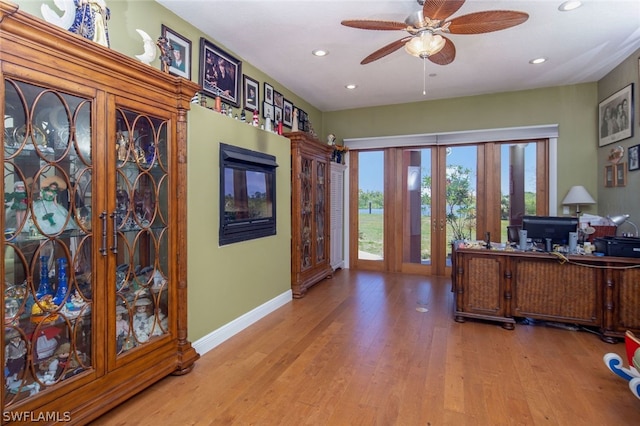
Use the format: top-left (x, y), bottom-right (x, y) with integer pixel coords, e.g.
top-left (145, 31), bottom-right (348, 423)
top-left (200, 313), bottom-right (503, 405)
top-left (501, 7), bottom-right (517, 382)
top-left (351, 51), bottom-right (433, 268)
top-left (404, 32), bottom-right (445, 59)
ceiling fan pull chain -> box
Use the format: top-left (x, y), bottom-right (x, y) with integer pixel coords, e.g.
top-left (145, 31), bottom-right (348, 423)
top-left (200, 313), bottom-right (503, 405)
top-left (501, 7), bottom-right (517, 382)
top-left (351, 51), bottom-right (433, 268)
top-left (423, 57), bottom-right (427, 95)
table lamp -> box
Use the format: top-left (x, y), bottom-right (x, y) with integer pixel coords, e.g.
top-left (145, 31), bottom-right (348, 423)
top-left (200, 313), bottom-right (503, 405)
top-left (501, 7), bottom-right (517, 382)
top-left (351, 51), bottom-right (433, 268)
top-left (562, 185), bottom-right (595, 216)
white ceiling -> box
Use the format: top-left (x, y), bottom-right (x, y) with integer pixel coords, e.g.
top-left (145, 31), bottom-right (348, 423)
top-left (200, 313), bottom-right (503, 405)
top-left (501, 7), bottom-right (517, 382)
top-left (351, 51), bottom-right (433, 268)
top-left (156, 0), bottom-right (640, 112)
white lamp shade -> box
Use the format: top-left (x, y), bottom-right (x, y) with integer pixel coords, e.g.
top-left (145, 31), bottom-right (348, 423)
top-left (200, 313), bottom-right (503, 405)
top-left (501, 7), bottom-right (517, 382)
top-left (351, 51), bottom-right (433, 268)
top-left (404, 32), bottom-right (445, 58)
top-left (562, 185), bottom-right (595, 205)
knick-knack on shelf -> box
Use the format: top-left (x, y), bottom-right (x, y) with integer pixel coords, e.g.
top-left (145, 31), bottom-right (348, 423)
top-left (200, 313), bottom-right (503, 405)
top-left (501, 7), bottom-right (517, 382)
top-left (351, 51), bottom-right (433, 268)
top-left (291, 108), bottom-right (299, 132)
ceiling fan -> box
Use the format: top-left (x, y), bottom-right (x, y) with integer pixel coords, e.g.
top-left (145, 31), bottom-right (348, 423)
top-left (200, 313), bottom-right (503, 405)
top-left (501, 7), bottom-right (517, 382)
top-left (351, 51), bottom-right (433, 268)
top-left (341, 0), bottom-right (529, 65)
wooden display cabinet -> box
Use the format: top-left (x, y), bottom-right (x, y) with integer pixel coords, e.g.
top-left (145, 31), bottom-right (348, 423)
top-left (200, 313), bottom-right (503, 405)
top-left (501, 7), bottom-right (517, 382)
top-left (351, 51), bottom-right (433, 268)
top-left (285, 132), bottom-right (333, 298)
top-left (1, 3), bottom-right (199, 423)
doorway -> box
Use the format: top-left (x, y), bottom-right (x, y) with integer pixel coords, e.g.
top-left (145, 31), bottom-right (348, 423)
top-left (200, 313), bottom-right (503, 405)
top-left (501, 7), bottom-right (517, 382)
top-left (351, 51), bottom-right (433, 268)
top-left (349, 139), bottom-right (548, 275)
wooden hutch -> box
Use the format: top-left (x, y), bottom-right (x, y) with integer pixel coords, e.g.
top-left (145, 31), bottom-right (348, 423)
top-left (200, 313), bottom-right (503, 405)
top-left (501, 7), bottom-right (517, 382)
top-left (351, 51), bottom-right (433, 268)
top-left (1, 2), bottom-right (199, 423)
top-left (285, 132), bottom-right (333, 298)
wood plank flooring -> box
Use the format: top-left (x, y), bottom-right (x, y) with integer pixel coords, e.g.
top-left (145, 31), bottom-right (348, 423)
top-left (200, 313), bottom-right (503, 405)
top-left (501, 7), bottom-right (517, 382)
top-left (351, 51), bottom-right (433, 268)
top-left (92, 269), bottom-right (639, 425)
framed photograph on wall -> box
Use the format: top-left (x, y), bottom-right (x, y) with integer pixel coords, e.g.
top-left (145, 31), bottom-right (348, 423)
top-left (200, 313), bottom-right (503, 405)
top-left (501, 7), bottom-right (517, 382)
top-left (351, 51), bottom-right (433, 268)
top-left (615, 162), bottom-right (627, 187)
top-left (199, 38), bottom-right (242, 107)
top-left (598, 83), bottom-right (633, 146)
top-left (273, 91), bottom-right (284, 109)
top-left (282, 99), bottom-right (293, 128)
top-left (604, 165), bottom-right (614, 187)
top-left (243, 75), bottom-right (259, 111)
top-left (263, 102), bottom-right (274, 120)
top-left (629, 144), bottom-right (639, 171)
top-left (264, 83), bottom-right (273, 105)
top-left (274, 106), bottom-right (282, 124)
top-left (161, 25), bottom-right (192, 79)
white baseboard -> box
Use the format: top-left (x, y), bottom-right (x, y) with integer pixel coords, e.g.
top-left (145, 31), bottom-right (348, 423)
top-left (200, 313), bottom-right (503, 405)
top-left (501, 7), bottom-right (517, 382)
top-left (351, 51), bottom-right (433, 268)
top-left (192, 289), bottom-right (292, 356)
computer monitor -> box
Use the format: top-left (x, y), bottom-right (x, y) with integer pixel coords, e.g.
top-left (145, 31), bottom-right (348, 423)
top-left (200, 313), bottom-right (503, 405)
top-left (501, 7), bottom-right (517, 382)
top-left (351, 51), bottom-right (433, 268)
top-left (521, 215), bottom-right (579, 245)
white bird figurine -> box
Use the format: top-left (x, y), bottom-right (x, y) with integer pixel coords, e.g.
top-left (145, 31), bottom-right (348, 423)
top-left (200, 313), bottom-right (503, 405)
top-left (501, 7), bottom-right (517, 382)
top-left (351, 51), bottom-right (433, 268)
top-left (41, 0), bottom-right (76, 30)
top-left (135, 29), bottom-right (157, 65)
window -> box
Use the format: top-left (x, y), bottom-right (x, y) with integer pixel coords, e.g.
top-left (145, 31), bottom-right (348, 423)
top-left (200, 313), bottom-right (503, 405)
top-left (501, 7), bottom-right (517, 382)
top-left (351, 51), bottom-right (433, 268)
top-left (219, 143), bottom-right (278, 245)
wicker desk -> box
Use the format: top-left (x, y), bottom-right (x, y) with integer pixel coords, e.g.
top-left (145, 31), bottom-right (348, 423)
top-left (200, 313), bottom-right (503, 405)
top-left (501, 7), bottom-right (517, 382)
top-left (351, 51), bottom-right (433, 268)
top-left (451, 246), bottom-right (640, 343)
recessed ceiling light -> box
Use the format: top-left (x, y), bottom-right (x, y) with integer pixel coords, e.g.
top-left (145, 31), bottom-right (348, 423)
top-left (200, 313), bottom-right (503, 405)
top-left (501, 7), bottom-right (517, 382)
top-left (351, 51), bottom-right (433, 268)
top-left (345, 84), bottom-right (357, 90)
top-left (312, 49), bottom-right (328, 57)
top-left (529, 57), bottom-right (547, 64)
top-left (558, 1), bottom-right (582, 12)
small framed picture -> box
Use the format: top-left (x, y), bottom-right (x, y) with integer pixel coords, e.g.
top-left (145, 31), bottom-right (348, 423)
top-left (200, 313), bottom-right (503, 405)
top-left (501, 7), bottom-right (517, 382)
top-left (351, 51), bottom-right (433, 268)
top-left (199, 38), bottom-right (242, 107)
top-left (243, 75), bottom-right (259, 112)
top-left (629, 144), bottom-right (639, 171)
top-left (264, 83), bottom-right (274, 105)
top-left (262, 102), bottom-right (274, 120)
top-left (273, 91), bottom-right (284, 109)
top-left (274, 106), bottom-right (282, 124)
top-left (161, 25), bottom-right (192, 79)
top-left (282, 99), bottom-right (293, 128)
top-left (615, 162), bottom-right (627, 187)
top-left (605, 165), bottom-right (614, 187)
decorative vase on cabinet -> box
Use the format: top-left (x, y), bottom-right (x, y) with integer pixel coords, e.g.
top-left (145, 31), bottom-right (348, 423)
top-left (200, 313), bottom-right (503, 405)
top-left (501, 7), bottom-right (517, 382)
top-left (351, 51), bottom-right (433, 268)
top-left (1, 3), bottom-right (199, 423)
top-left (285, 132), bottom-right (333, 298)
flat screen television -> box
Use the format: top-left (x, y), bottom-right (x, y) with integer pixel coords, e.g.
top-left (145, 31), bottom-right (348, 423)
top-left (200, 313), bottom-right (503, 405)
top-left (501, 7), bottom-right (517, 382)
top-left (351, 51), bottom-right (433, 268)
top-left (521, 215), bottom-right (579, 245)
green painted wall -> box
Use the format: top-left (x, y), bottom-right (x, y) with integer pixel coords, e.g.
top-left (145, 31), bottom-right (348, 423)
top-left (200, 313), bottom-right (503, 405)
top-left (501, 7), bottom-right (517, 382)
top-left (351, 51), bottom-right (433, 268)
top-left (186, 107), bottom-right (291, 340)
top-left (323, 83), bottom-right (599, 214)
top-left (596, 48), bottom-right (640, 223)
top-left (16, 0), bottom-right (295, 342)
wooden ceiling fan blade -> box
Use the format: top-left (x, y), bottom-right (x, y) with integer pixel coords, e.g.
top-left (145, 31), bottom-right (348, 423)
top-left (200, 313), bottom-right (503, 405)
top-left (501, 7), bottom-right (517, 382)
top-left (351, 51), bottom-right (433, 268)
top-left (423, 0), bottom-right (466, 21)
top-left (447, 11), bottom-right (529, 34)
top-left (361, 37), bottom-right (412, 65)
top-left (428, 36), bottom-right (456, 65)
top-left (341, 19), bottom-right (407, 31)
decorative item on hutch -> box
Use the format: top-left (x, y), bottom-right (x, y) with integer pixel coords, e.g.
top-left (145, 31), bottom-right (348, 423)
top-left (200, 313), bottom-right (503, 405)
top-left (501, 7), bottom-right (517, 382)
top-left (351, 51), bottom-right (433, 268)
top-left (332, 144), bottom-right (348, 164)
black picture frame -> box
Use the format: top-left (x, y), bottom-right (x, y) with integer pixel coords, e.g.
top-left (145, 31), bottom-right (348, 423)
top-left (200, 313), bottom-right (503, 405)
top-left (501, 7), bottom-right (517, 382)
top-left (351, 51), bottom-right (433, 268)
top-left (264, 83), bottom-right (274, 105)
top-left (599, 83), bottom-right (633, 146)
top-left (282, 98), bottom-right (293, 128)
top-left (629, 144), bottom-right (639, 171)
top-left (199, 38), bottom-right (242, 107)
top-left (274, 106), bottom-right (282, 124)
top-left (297, 109), bottom-right (308, 131)
top-left (161, 25), bottom-right (192, 79)
top-left (262, 102), bottom-right (274, 120)
top-left (243, 75), bottom-right (259, 112)
top-left (273, 90), bottom-right (283, 109)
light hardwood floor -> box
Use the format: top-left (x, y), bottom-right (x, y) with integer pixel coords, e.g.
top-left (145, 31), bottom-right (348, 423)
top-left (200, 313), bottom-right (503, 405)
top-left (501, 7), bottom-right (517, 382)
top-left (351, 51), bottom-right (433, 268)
top-left (93, 269), bottom-right (639, 425)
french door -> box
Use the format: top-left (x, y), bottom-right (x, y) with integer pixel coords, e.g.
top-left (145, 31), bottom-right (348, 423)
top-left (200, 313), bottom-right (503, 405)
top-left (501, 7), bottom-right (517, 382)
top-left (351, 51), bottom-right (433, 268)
top-left (349, 140), bottom-right (548, 276)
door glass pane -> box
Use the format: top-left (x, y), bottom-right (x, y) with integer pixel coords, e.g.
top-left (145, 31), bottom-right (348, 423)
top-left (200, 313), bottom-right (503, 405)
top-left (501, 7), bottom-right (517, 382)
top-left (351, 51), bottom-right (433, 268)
top-left (402, 148), bottom-right (432, 265)
top-left (3, 79), bottom-right (93, 406)
top-left (115, 109), bottom-right (169, 355)
top-left (500, 143), bottom-right (538, 243)
top-left (445, 146), bottom-right (477, 258)
top-left (358, 151), bottom-right (384, 260)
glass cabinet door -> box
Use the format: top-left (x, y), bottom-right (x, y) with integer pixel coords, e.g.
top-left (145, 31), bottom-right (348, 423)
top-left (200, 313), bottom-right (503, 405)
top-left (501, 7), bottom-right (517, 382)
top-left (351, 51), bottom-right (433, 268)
top-left (113, 108), bottom-right (169, 356)
top-left (3, 79), bottom-right (93, 405)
